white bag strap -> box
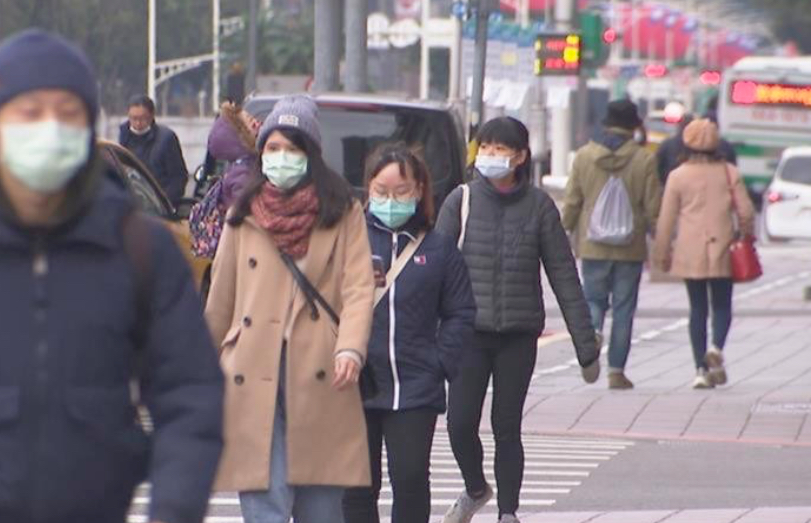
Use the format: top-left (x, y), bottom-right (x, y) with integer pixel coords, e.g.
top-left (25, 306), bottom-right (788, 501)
top-left (373, 231), bottom-right (427, 308)
top-left (457, 184), bottom-right (470, 250)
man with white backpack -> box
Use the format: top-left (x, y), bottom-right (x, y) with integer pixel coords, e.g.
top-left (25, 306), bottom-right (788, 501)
top-left (562, 100), bottom-right (662, 390)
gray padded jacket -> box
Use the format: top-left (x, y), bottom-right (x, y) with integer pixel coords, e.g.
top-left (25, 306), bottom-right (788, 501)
top-left (436, 174), bottom-right (599, 367)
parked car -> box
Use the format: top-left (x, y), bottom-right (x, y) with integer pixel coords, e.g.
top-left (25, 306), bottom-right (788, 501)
top-left (98, 140), bottom-right (210, 286)
top-left (763, 146), bottom-right (811, 241)
top-left (232, 93), bottom-right (467, 210)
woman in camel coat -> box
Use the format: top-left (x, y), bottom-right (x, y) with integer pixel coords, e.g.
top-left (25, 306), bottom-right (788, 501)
top-left (205, 95), bottom-right (375, 523)
top-left (653, 119), bottom-right (755, 390)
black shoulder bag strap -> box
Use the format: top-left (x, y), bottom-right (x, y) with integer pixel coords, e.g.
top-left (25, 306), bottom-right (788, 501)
top-left (279, 252), bottom-right (339, 325)
top-left (278, 251), bottom-right (379, 400)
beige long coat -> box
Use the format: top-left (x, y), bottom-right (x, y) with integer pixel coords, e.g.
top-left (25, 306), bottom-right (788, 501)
top-left (653, 161), bottom-right (755, 279)
top-left (205, 201), bottom-right (374, 491)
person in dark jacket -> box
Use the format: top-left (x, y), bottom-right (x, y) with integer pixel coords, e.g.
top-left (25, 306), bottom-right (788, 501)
top-left (342, 143), bottom-right (476, 523)
top-left (435, 117), bottom-right (600, 523)
top-left (206, 100), bottom-right (260, 207)
top-left (0, 29), bottom-right (224, 523)
top-left (119, 94), bottom-right (189, 206)
top-left (656, 113), bottom-right (737, 186)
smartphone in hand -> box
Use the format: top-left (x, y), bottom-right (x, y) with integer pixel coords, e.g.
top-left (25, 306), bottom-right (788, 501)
top-left (372, 255), bottom-right (386, 288)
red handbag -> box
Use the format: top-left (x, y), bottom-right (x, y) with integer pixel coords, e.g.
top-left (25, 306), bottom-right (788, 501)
top-left (724, 166), bottom-right (763, 283)
top-left (729, 234), bottom-right (762, 283)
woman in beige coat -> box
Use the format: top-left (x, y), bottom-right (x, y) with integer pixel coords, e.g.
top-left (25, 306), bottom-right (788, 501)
top-left (653, 119), bottom-right (755, 389)
top-left (205, 95), bottom-right (375, 523)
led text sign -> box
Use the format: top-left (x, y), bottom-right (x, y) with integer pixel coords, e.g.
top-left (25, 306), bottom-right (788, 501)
top-left (731, 80), bottom-right (811, 109)
top-left (534, 32), bottom-right (582, 76)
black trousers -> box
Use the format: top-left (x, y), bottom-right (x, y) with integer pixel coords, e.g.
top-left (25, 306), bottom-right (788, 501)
top-left (447, 331), bottom-right (538, 517)
top-left (343, 408), bottom-right (437, 523)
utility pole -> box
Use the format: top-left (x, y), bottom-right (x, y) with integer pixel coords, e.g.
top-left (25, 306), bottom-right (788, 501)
top-left (314, 0), bottom-right (342, 92)
top-left (419, 0), bottom-right (431, 99)
top-left (345, 0), bottom-right (368, 92)
top-left (148, 0), bottom-right (156, 101)
top-left (468, 0), bottom-right (492, 139)
top-left (246, 0), bottom-right (259, 93)
top-left (212, 0), bottom-right (221, 112)
top-left (550, 0), bottom-right (574, 178)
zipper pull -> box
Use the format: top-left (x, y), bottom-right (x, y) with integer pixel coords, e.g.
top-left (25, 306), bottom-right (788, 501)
top-left (32, 242), bottom-right (48, 277)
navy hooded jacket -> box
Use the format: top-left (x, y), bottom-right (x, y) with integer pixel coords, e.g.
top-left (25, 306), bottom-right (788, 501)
top-left (0, 167), bottom-right (223, 523)
top-left (120, 121), bottom-right (189, 206)
top-left (364, 213), bottom-right (476, 413)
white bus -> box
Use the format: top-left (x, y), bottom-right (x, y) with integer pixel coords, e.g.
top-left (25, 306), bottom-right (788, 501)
top-left (718, 57), bottom-right (811, 204)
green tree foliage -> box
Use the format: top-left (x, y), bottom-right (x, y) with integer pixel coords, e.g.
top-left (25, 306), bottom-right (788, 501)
top-left (0, 0), bottom-right (244, 113)
top-left (729, 0), bottom-right (811, 53)
top-left (222, 4), bottom-right (315, 76)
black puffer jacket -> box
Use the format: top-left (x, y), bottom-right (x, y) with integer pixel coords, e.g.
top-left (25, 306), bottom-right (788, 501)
top-left (435, 173), bottom-right (598, 367)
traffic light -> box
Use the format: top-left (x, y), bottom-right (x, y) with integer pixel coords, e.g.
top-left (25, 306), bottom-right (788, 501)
top-left (602, 28), bottom-right (618, 44)
top-left (700, 70), bottom-right (722, 86)
top-left (579, 11), bottom-right (608, 68)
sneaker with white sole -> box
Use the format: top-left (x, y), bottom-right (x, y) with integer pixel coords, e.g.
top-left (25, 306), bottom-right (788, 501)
top-left (692, 368), bottom-right (714, 389)
top-left (705, 347), bottom-right (727, 385)
top-left (442, 483), bottom-right (493, 523)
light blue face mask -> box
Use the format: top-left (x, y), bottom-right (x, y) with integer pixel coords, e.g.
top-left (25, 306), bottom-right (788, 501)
top-left (369, 197), bottom-right (417, 230)
top-left (0, 120), bottom-right (91, 193)
top-left (475, 154), bottom-right (513, 180)
top-left (262, 151), bottom-right (309, 189)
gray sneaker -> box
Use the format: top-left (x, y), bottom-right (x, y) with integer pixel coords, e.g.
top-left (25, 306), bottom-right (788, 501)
top-left (499, 515), bottom-right (521, 523)
top-left (442, 483), bottom-right (493, 523)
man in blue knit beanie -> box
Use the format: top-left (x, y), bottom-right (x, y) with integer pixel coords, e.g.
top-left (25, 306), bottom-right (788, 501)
top-left (0, 29), bottom-right (224, 523)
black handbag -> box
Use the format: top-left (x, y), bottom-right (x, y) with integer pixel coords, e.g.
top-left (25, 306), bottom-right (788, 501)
top-left (279, 252), bottom-right (379, 400)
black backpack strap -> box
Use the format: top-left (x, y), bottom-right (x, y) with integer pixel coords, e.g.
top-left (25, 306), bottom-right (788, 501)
top-left (122, 211), bottom-right (153, 351)
top-left (279, 252), bottom-right (340, 326)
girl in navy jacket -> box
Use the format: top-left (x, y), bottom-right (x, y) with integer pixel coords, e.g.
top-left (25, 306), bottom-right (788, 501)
top-left (343, 143), bottom-right (476, 523)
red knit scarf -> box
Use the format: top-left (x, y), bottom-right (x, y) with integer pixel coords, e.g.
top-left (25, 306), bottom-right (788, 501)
top-left (250, 183), bottom-right (319, 259)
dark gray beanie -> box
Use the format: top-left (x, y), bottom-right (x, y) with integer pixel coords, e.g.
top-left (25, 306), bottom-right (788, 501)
top-left (0, 29), bottom-right (99, 123)
top-left (257, 95), bottom-right (321, 151)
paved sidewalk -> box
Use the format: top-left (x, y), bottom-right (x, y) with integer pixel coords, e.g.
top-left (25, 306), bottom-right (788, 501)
top-left (460, 506), bottom-right (811, 523)
top-left (523, 245), bottom-right (811, 447)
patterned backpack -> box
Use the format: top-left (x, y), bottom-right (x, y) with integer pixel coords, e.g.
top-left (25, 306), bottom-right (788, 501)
top-left (189, 178), bottom-right (226, 258)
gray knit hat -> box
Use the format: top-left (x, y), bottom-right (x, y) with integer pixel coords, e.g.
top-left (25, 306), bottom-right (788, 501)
top-left (257, 95), bottom-right (321, 151)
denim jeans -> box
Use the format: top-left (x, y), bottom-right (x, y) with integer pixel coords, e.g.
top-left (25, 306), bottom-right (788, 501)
top-left (581, 259), bottom-right (643, 371)
top-left (685, 278), bottom-right (733, 369)
top-left (239, 380), bottom-right (345, 523)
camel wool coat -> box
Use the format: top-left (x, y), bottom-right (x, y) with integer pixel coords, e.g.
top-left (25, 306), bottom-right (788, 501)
top-left (205, 201), bottom-right (375, 491)
top-left (653, 161), bottom-right (755, 279)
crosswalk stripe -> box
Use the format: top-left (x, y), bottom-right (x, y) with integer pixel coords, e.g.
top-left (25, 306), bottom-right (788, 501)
top-left (128, 433), bottom-right (631, 522)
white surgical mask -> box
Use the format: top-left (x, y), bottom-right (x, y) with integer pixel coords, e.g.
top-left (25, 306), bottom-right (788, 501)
top-left (262, 151), bottom-right (308, 189)
top-left (129, 125), bottom-right (151, 136)
top-left (0, 120), bottom-right (91, 193)
top-left (475, 154), bottom-right (513, 179)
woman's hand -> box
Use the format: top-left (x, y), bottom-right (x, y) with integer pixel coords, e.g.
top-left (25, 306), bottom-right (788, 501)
top-left (333, 355), bottom-right (361, 390)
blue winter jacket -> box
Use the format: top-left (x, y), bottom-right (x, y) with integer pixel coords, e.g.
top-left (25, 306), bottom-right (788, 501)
top-left (364, 213), bottom-right (476, 413)
top-left (0, 167), bottom-right (223, 523)
top-left (119, 121), bottom-right (189, 206)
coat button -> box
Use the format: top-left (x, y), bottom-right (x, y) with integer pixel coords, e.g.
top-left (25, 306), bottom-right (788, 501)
top-left (243, 316), bottom-right (252, 327)
top-left (248, 257), bottom-right (257, 268)
top-left (315, 370), bottom-right (326, 381)
top-left (234, 374), bottom-right (245, 385)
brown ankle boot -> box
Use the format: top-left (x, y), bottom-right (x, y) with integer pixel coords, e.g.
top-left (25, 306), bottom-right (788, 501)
top-left (608, 372), bottom-right (634, 389)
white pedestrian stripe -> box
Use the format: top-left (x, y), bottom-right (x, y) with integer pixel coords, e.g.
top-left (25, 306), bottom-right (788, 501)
top-left (128, 433), bottom-right (633, 521)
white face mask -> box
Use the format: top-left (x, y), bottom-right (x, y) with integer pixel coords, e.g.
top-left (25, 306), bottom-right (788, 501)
top-left (261, 151), bottom-right (309, 189)
top-left (0, 120), bottom-right (91, 193)
top-left (475, 154), bottom-right (513, 179)
top-left (129, 124), bottom-right (151, 136)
